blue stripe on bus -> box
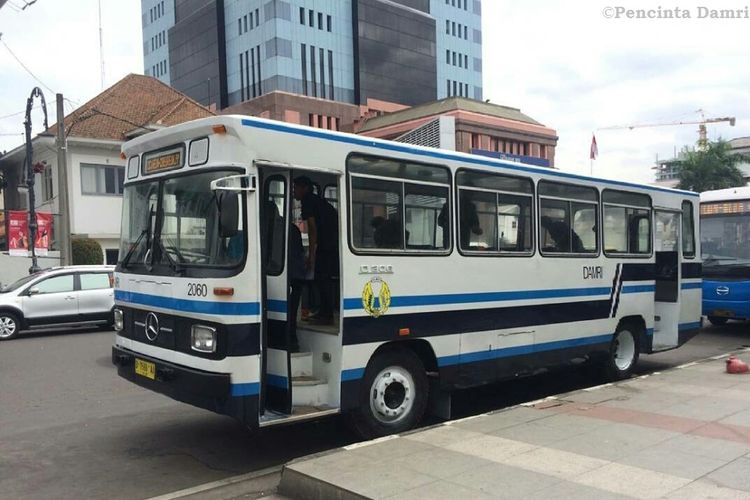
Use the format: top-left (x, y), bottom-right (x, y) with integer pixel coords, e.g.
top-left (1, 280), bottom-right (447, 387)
top-left (341, 367), bottom-right (366, 382)
top-left (681, 282), bottom-right (702, 290)
top-left (437, 333), bottom-right (613, 367)
top-left (621, 285), bottom-right (656, 294)
top-left (240, 118), bottom-right (699, 197)
top-left (267, 300), bottom-right (288, 313)
top-left (266, 374), bottom-right (288, 388)
top-left (115, 290), bottom-right (260, 316)
top-left (343, 286), bottom-right (613, 310)
top-left (679, 321), bottom-right (702, 331)
top-left (230, 382), bottom-right (260, 396)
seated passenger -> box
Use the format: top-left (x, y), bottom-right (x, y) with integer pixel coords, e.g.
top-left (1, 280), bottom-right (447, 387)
top-left (371, 216), bottom-right (403, 248)
top-left (541, 216), bottom-right (583, 253)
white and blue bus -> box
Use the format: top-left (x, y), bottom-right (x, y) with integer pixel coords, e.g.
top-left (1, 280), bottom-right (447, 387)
top-left (112, 116), bottom-right (702, 437)
top-left (701, 186), bottom-right (750, 325)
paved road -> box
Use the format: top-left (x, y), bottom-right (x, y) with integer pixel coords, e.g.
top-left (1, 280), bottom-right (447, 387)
top-left (1, 323), bottom-right (748, 499)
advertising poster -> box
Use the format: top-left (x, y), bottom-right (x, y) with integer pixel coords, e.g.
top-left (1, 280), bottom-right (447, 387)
top-left (35, 212), bottom-right (53, 256)
top-left (0, 211), bottom-right (5, 250)
top-left (8, 210), bottom-right (29, 256)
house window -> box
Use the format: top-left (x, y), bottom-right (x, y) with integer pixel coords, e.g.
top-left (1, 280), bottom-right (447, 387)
top-left (80, 164), bottom-right (125, 195)
top-left (42, 164), bottom-right (53, 201)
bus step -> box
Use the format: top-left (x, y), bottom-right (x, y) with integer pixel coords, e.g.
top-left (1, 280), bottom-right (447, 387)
top-left (292, 376), bottom-right (329, 407)
top-left (291, 351), bottom-right (314, 378)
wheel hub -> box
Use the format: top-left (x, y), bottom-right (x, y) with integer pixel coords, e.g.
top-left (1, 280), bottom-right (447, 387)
top-left (0, 317), bottom-right (17, 339)
top-left (369, 366), bottom-right (414, 424)
top-left (614, 330), bottom-right (636, 371)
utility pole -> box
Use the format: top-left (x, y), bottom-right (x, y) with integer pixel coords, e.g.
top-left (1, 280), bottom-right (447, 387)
top-left (56, 94), bottom-right (72, 266)
top-left (23, 87), bottom-right (48, 274)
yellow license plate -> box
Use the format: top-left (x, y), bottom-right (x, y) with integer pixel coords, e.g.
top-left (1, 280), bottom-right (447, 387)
top-left (135, 358), bottom-right (156, 380)
top-left (712, 309), bottom-right (735, 318)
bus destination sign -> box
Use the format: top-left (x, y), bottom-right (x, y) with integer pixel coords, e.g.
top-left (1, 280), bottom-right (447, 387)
top-left (701, 200), bottom-right (750, 216)
top-left (144, 147), bottom-right (183, 174)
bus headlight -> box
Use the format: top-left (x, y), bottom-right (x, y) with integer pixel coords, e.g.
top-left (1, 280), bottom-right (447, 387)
top-left (191, 325), bottom-right (217, 353)
top-left (113, 309), bottom-right (124, 331)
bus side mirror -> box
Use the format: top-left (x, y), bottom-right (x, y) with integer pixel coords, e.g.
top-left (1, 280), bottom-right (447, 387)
top-left (219, 192), bottom-right (239, 238)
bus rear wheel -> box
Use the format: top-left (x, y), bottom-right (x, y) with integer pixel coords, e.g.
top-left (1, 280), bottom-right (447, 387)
top-left (350, 348), bottom-right (428, 439)
top-left (602, 324), bottom-right (640, 381)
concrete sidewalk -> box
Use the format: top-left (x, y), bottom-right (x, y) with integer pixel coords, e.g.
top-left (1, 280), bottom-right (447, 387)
top-left (279, 351), bottom-right (750, 499)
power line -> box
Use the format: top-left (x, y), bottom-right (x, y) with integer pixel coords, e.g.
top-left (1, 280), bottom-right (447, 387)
top-left (0, 34), bottom-right (56, 95)
top-left (0, 109), bottom-right (26, 120)
top-left (19, 0), bottom-right (38, 10)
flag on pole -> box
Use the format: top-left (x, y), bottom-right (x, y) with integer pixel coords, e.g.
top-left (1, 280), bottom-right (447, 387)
top-left (590, 134), bottom-right (598, 160)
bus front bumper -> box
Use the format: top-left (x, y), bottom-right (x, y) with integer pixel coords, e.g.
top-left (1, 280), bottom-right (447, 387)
top-left (703, 299), bottom-right (750, 320)
top-left (112, 346), bottom-right (258, 427)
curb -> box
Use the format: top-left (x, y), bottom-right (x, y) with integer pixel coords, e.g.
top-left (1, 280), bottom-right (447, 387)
top-left (277, 347), bottom-right (750, 500)
top-left (145, 466), bottom-right (282, 500)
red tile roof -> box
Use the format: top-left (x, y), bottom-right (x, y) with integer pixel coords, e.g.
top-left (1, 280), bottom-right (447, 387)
top-left (45, 73), bottom-right (214, 141)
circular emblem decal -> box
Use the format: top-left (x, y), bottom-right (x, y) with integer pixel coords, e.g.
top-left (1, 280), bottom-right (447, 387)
top-left (145, 312), bottom-right (160, 341)
top-left (362, 277), bottom-right (391, 318)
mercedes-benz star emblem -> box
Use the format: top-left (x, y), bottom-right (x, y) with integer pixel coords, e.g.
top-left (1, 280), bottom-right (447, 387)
top-left (145, 312), bottom-right (160, 341)
top-left (716, 286), bottom-right (730, 296)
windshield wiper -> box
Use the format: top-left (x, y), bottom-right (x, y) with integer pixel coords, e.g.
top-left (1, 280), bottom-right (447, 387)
top-left (704, 255), bottom-right (738, 264)
top-left (120, 204), bottom-right (154, 269)
top-left (155, 239), bottom-right (184, 274)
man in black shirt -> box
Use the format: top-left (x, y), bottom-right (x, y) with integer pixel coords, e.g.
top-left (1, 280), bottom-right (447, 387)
top-left (293, 176), bottom-right (339, 325)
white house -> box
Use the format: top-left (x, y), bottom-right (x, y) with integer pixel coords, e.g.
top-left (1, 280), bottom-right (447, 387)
top-left (0, 74), bottom-right (213, 285)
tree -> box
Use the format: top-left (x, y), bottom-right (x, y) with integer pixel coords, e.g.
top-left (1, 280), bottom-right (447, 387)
top-left (677, 139), bottom-right (748, 193)
top-left (72, 238), bottom-right (104, 265)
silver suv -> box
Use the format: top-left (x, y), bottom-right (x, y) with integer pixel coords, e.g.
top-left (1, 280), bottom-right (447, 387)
top-left (0, 265), bottom-right (115, 340)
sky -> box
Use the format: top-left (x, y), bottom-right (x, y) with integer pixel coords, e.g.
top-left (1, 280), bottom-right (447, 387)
top-left (1, 0), bottom-right (749, 184)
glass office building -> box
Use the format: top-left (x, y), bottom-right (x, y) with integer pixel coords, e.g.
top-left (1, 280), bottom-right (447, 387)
top-left (141, 0), bottom-right (483, 108)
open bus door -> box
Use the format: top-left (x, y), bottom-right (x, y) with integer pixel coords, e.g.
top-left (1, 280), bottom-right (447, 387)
top-left (258, 169), bottom-right (293, 415)
top-left (653, 210), bottom-right (681, 350)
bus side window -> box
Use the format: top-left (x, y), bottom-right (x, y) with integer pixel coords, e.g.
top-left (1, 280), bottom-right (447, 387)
top-left (682, 200), bottom-right (695, 258)
top-left (538, 181), bottom-right (598, 255)
top-left (263, 177), bottom-right (287, 276)
top-left (348, 154), bottom-right (451, 254)
top-left (602, 190), bottom-right (651, 256)
top-left (455, 169), bottom-right (533, 254)
top-left (351, 176), bottom-right (403, 250)
top-left (405, 182), bottom-right (448, 250)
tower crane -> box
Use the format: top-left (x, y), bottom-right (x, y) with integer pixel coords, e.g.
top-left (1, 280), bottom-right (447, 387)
top-left (599, 109), bottom-right (736, 149)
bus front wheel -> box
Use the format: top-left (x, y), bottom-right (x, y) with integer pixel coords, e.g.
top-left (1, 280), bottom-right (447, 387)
top-left (707, 316), bottom-right (729, 326)
top-left (350, 347), bottom-right (429, 439)
top-left (602, 324), bottom-right (640, 381)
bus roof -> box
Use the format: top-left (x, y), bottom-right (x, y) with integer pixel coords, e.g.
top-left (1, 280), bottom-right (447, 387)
top-left (700, 186), bottom-right (750, 203)
top-left (123, 115), bottom-right (699, 198)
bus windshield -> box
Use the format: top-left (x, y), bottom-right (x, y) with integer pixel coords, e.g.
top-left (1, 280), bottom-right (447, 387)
top-left (701, 213), bottom-right (750, 275)
top-left (119, 170), bottom-right (245, 274)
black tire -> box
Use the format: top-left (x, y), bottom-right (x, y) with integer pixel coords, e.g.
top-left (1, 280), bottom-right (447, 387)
top-left (349, 347), bottom-right (429, 439)
top-left (601, 323), bottom-right (640, 381)
top-left (708, 316), bottom-right (729, 326)
top-left (0, 311), bottom-right (21, 341)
